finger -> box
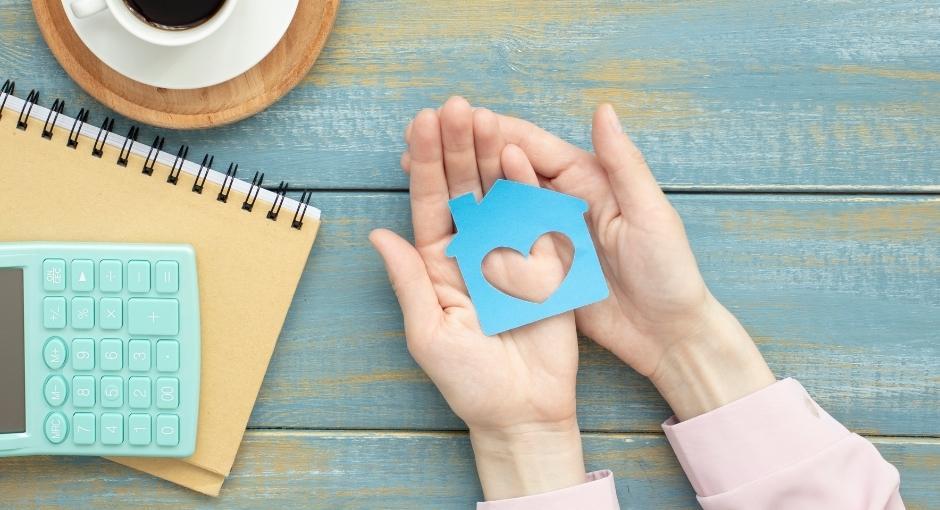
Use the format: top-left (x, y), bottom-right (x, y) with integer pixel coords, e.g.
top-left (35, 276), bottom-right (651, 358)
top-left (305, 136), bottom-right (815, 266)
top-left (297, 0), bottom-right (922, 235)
top-left (369, 229), bottom-right (442, 346)
top-left (592, 104), bottom-right (665, 211)
top-left (500, 144), bottom-right (540, 186)
top-left (400, 151), bottom-right (411, 173)
top-left (440, 96), bottom-right (483, 199)
top-left (409, 109), bottom-right (453, 247)
top-left (472, 108), bottom-right (505, 192)
top-left (494, 113), bottom-right (584, 178)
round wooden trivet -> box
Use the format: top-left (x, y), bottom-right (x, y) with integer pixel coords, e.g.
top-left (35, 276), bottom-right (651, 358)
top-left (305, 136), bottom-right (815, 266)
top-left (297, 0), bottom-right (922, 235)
top-left (32, 0), bottom-right (339, 129)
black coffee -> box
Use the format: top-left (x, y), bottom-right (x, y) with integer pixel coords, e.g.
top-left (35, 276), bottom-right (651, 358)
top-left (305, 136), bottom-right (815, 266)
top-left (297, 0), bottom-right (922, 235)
top-left (125, 0), bottom-right (227, 29)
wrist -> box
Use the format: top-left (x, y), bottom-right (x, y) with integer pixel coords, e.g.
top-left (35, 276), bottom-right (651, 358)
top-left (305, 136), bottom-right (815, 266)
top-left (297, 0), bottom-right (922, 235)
top-left (469, 418), bottom-right (586, 501)
top-left (650, 294), bottom-right (775, 421)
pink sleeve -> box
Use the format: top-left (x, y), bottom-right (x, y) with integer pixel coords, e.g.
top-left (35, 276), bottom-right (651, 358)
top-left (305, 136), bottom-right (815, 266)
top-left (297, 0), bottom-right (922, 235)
top-left (476, 470), bottom-right (620, 510)
top-left (663, 378), bottom-right (904, 509)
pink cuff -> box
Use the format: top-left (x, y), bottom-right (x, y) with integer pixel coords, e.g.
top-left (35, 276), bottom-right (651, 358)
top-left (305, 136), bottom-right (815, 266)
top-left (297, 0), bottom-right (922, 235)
top-left (476, 470), bottom-right (620, 510)
top-left (662, 378), bottom-right (850, 497)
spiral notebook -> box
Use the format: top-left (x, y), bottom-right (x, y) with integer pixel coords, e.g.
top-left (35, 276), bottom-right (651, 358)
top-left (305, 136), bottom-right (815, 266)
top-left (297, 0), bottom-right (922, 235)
top-left (0, 81), bottom-right (320, 496)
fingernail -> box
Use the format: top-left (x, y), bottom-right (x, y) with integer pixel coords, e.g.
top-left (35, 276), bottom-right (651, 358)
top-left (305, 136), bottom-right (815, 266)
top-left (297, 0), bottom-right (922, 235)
top-left (604, 104), bottom-right (621, 132)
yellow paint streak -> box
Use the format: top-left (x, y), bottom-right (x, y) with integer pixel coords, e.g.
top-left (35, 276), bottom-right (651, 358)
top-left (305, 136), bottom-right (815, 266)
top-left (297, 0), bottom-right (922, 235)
top-left (720, 201), bottom-right (940, 242)
top-left (820, 64), bottom-right (940, 83)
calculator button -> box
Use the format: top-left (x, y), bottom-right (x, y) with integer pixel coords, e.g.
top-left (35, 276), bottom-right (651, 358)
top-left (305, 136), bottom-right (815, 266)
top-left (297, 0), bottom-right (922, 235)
top-left (127, 261), bottom-right (151, 293)
top-left (155, 261), bottom-right (179, 294)
top-left (101, 376), bottom-right (124, 408)
top-left (72, 338), bottom-right (95, 371)
top-left (156, 415), bottom-right (179, 447)
top-left (72, 375), bottom-right (96, 408)
top-left (71, 259), bottom-right (94, 292)
top-left (42, 336), bottom-right (68, 369)
top-left (156, 340), bottom-right (180, 372)
top-left (156, 377), bottom-right (179, 410)
top-left (128, 340), bottom-right (151, 372)
top-left (71, 297), bottom-right (95, 330)
top-left (100, 338), bottom-right (123, 371)
top-left (128, 377), bottom-right (151, 409)
top-left (44, 412), bottom-right (68, 444)
top-left (43, 259), bottom-right (66, 292)
top-left (101, 413), bottom-right (124, 445)
top-left (43, 297), bottom-right (67, 329)
top-left (99, 260), bottom-right (123, 293)
top-left (128, 298), bottom-right (179, 336)
top-left (73, 413), bottom-right (96, 445)
top-left (43, 375), bottom-right (68, 407)
top-left (99, 298), bottom-right (123, 330)
top-left (128, 414), bottom-right (151, 446)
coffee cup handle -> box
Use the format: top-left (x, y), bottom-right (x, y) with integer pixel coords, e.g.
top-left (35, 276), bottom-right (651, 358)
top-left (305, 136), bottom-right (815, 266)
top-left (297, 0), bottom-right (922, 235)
top-left (70, 0), bottom-right (109, 19)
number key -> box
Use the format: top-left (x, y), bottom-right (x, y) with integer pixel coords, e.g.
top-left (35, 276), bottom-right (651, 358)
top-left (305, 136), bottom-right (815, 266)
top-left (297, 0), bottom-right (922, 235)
top-left (72, 339), bottom-right (95, 371)
top-left (73, 413), bottom-right (95, 445)
top-left (128, 414), bottom-right (151, 446)
top-left (156, 377), bottom-right (179, 410)
top-left (100, 339), bottom-right (123, 371)
top-left (156, 415), bottom-right (179, 447)
top-left (101, 376), bottom-right (123, 408)
top-left (128, 340), bottom-right (151, 372)
top-left (72, 375), bottom-right (95, 408)
top-left (101, 413), bottom-right (124, 446)
top-left (128, 377), bottom-right (151, 409)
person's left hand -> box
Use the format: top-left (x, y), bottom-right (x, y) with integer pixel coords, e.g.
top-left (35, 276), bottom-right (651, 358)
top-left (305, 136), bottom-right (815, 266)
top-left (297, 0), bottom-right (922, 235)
top-left (370, 97), bottom-right (585, 500)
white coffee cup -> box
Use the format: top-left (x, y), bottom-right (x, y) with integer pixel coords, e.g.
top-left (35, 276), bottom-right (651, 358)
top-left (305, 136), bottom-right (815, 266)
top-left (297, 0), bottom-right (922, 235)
top-left (70, 0), bottom-right (238, 47)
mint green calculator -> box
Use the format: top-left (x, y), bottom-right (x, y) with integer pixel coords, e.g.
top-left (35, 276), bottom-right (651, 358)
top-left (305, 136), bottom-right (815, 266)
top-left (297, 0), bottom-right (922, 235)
top-left (0, 243), bottom-right (200, 458)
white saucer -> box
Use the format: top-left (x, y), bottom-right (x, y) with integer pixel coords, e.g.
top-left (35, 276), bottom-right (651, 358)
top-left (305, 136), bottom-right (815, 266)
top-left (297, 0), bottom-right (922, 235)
top-left (61, 0), bottom-right (298, 90)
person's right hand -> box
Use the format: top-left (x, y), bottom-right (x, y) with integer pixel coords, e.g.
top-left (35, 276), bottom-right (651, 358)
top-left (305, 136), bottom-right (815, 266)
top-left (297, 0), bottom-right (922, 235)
top-left (404, 103), bottom-right (775, 420)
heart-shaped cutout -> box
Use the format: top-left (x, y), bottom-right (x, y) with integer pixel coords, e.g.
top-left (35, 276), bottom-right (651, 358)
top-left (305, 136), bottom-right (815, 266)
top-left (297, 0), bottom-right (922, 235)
top-left (481, 232), bottom-right (574, 303)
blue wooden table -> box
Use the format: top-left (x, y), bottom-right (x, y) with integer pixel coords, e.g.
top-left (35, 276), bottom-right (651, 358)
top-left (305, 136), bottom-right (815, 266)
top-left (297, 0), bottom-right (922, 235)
top-left (1, 1), bottom-right (939, 508)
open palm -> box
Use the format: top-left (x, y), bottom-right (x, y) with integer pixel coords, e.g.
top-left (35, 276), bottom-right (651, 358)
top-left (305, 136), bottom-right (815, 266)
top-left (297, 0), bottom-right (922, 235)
top-left (371, 99), bottom-right (579, 432)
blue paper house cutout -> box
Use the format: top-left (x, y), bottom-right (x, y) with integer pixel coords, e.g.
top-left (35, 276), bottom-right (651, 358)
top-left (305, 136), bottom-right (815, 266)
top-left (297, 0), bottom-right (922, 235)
top-left (446, 179), bottom-right (609, 335)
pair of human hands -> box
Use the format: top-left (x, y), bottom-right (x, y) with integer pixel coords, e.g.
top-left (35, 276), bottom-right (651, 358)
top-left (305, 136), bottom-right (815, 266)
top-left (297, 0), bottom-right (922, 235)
top-left (370, 97), bottom-right (773, 500)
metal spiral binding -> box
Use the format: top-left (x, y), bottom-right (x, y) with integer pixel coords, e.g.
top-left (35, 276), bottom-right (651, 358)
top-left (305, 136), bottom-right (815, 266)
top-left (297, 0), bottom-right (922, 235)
top-left (67, 108), bottom-right (90, 148)
top-left (217, 163), bottom-right (238, 202)
top-left (92, 117), bottom-right (115, 157)
top-left (117, 126), bottom-right (140, 166)
top-left (192, 154), bottom-right (213, 194)
top-left (242, 171), bottom-right (265, 211)
top-left (42, 99), bottom-right (65, 139)
top-left (0, 80), bottom-right (13, 119)
top-left (267, 181), bottom-right (288, 220)
top-left (2, 80), bottom-right (313, 230)
top-left (143, 136), bottom-right (165, 175)
top-left (168, 145), bottom-right (189, 184)
top-left (292, 191), bottom-right (312, 230)
top-left (16, 90), bottom-right (39, 130)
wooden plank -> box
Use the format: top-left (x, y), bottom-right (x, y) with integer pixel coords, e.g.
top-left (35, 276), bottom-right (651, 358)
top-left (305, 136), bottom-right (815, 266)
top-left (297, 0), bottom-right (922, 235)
top-left (2, 0), bottom-right (938, 190)
top-left (0, 431), bottom-right (936, 509)
top-left (250, 192), bottom-right (940, 435)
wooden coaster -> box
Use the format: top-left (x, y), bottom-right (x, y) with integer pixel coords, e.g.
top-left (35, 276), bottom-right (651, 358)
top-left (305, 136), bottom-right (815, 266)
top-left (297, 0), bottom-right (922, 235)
top-left (32, 0), bottom-right (339, 129)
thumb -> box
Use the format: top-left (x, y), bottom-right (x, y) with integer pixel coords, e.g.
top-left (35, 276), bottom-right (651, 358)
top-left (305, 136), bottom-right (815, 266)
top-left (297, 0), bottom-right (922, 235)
top-left (369, 228), bottom-right (442, 344)
top-left (591, 104), bottom-right (665, 212)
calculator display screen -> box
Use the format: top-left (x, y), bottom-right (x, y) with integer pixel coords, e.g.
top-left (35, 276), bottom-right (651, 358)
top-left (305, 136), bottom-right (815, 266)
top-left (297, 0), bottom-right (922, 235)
top-left (0, 268), bottom-right (25, 434)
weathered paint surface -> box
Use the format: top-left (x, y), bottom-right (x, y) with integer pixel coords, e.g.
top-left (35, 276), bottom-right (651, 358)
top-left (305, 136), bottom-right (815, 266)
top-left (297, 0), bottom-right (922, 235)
top-left (0, 432), bottom-right (938, 509)
top-left (1, 0), bottom-right (939, 190)
top-left (0, 0), bottom-right (938, 507)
